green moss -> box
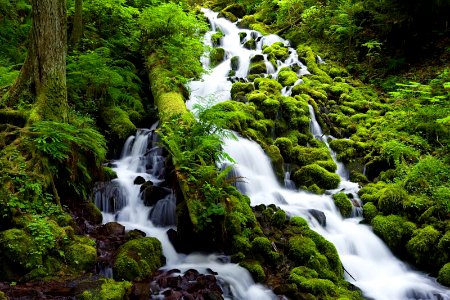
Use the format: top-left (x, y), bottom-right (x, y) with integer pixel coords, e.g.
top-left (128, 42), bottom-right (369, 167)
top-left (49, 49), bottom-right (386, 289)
top-left (211, 31), bottom-right (224, 47)
top-left (85, 202), bottom-right (103, 225)
top-left (232, 235), bottom-right (252, 254)
top-left (80, 278), bottom-right (132, 300)
top-left (277, 68), bottom-right (298, 86)
top-left (230, 56), bottom-right (239, 71)
top-left (254, 77), bottom-right (283, 95)
top-left (296, 45), bottom-right (332, 84)
top-left (0, 228), bottom-right (42, 272)
top-left (210, 47), bottom-right (225, 67)
top-left (231, 82), bottom-right (254, 100)
top-left (290, 216), bottom-right (309, 228)
top-left (249, 61), bottom-right (267, 74)
top-left (315, 160), bottom-right (337, 172)
top-left (0, 291), bottom-right (8, 300)
top-left (103, 166), bottom-right (117, 181)
top-left (113, 237), bottom-right (165, 281)
top-left (65, 243), bottom-right (97, 272)
top-left (218, 11), bottom-right (238, 22)
top-left (378, 185), bottom-right (408, 215)
top-left (249, 23), bottom-right (271, 35)
top-left (244, 38), bottom-right (256, 50)
top-left (240, 261), bottom-right (266, 282)
top-left (372, 215), bottom-right (416, 253)
top-left (272, 209), bottom-right (286, 227)
top-left (406, 225), bottom-right (443, 269)
top-left (362, 202), bottom-right (378, 223)
top-left (291, 146), bottom-right (332, 167)
top-left (101, 106), bottom-right (136, 142)
top-left (262, 42), bottom-right (289, 67)
top-left (274, 137), bottom-right (293, 158)
top-left (288, 236), bottom-right (318, 265)
top-left (437, 263), bottom-right (450, 287)
top-left (332, 192), bottom-right (353, 218)
top-left (221, 3), bottom-right (246, 18)
top-left (261, 98), bottom-right (280, 118)
top-left (293, 164), bottom-right (340, 190)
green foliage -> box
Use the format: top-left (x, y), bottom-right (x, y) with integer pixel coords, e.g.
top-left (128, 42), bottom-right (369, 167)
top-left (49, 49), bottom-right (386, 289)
top-left (80, 279), bottom-right (132, 300)
top-left (406, 225), bottom-right (444, 270)
top-left (140, 3), bottom-right (207, 84)
top-left (438, 263), bottom-right (450, 287)
top-left (372, 215), bottom-right (416, 254)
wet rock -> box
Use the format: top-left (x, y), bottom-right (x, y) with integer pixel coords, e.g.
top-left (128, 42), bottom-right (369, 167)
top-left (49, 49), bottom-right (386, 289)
top-left (126, 229), bottom-right (146, 240)
top-left (133, 176), bottom-right (146, 185)
top-left (140, 182), bottom-right (172, 207)
top-left (308, 209), bottom-right (326, 227)
top-left (102, 222), bottom-right (125, 235)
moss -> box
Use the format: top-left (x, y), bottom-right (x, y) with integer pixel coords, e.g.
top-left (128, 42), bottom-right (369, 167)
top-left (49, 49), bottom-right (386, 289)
top-left (211, 31), bottom-right (224, 47)
top-left (274, 137), bottom-right (293, 159)
top-left (249, 61), bottom-right (267, 75)
top-left (222, 3), bottom-right (246, 18)
top-left (378, 185), bottom-right (408, 215)
top-left (249, 22), bottom-right (271, 35)
top-left (362, 202), bottom-right (378, 223)
top-left (113, 237), bottom-right (165, 281)
top-left (232, 235), bottom-right (252, 254)
top-left (0, 228), bottom-right (42, 273)
top-left (296, 45), bottom-right (332, 84)
top-left (80, 279), bottom-right (132, 300)
top-left (0, 291), bottom-right (8, 300)
top-left (315, 160), bottom-right (337, 172)
top-left (231, 82), bottom-right (254, 100)
top-left (261, 98), bottom-right (280, 118)
top-left (218, 11), bottom-right (238, 22)
top-left (0, 108), bottom-right (28, 127)
top-left (254, 77), bottom-right (283, 95)
top-left (293, 164), bottom-right (340, 190)
top-left (262, 42), bottom-right (289, 66)
top-left (103, 166), bottom-right (117, 181)
top-left (65, 243), bottom-right (97, 272)
top-left (240, 261), bottom-right (266, 282)
top-left (237, 15), bottom-right (255, 29)
top-left (332, 192), bottom-right (353, 218)
top-left (372, 215), bottom-right (416, 253)
top-left (243, 38), bottom-right (256, 50)
top-left (230, 56), bottom-right (239, 71)
top-left (437, 263), bottom-right (450, 287)
top-left (85, 202), bottom-right (103, 225)
top-left (277, 68), bottom-right (298, 87)
top-left (288, 235), bottom-right (318, 265)
top-left (210, 47), bottom-right (225, 67)
top-left (406, 225), bottom-right (443, 270)
top-left (272, 209), bottom-right (286, 227)
top-left (290, 216), bottom-right (309, 228)
top-left (101, 106), bottom-right (136, 142)
top-left (291, 145), bottom-right (332, 167)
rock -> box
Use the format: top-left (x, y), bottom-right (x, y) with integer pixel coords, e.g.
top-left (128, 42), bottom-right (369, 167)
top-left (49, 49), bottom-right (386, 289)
top-left (126, 229), bottom-right (146, 240)
top-left (140, 182), bottom-right (172, 207)
top-left (103, 222), bottom-right (125, 235)
top-left (239, 32), bottom-right (247, 42)
top-left (113, 237), bottom-right (165, 281)
top-left (222, 3), bottom-right (246, 18)
top-left (308, 209), bottom-right (326, 227)
top-left (230, 56), bottom-right (239, 71)
top-left (250, 54), bottom-right (265, 63)
top-left (243, 38), bottom-right (256, 50)
top-left (133, 176), bottom-right (146, 185)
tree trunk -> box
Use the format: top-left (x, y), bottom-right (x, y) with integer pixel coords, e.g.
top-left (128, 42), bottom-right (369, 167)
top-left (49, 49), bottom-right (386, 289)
top-left (3, 0), bottom-right (68, 122)
top-left (28, 0), bottom-right (68, 122)
top-left (70, 0), bottom-right (83, 48)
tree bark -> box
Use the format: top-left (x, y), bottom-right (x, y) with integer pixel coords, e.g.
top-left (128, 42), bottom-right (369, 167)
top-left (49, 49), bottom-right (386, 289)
top-left (70, 0), bottom-right (83, 48)
top-left (28, 0), bottom-right (68, 122)
top-left (4, 0), bottom-right (68, 122)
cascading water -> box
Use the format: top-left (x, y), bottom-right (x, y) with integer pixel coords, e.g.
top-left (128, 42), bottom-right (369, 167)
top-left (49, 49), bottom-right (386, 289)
top-left (187, 8), bottom-right (450, 300)
top-left (96, 123), bottom-right (276, 298)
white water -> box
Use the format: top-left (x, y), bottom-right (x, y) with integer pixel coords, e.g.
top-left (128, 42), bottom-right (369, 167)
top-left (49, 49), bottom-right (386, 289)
top-left (99, 124), bottom-right (275, 298)
top-left (188, 8), bottom-right (450, 300)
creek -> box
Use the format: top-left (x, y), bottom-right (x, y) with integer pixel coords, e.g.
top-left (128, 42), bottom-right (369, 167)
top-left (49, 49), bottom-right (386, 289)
top-left (95, 8), bottom-right (450, 300)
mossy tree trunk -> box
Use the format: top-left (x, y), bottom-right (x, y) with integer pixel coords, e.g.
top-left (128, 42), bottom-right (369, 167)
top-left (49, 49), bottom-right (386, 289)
top-left (70, 0), bottom-right (83, 48)
top-left (6, 0), bottom-right (68, 123)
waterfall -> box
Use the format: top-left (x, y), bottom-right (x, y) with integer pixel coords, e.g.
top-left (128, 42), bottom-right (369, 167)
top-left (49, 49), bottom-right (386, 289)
top-left (188, 8), bottom-right (450, 300)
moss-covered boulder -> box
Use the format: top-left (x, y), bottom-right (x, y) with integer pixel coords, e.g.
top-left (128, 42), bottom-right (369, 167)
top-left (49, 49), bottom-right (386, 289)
top-left (0, 291), bottom-right (8, 300)
top-left (211, 31), bottom-right (224, 47)
top-left (218, 11), bottom-right (238, 22)
top-left (230, 56), bottom-right (239, 71)
top-left (113, 237), bottom-right (165, 281)
top-left (101, 106), bottom-right (136, 143)
top-left (240, 261), bottom-right (266, 282)
top-left (262, 42), bottom-right (289, 67)
top-left (249, 61), bottom-right (267, 75)
top-left (277, 67), bottom-right (298, 87)
top-left (362, 202), bottom-right (378, 223)
top-left (210, 47), bottom-right (225, 67)
top-left (244, 38), bottom-right (256, 50)
top-left (254, 77), bottom-right (283, 96)
top-left (438, 263), bottom-right (450, 287)
top-left (378, 185), bottom-right (408, 215)
top-left (332, 192), bottom-right (353, 218)
top-left (293, 164), bottom-right (340, 190)
top-left (65, 242), bottom-right (97, 272)
top-left (221, 3), bottom-right (246, 18)
top-left (80, 278), bottom-right (132, 300)
top-left (230, 82), bottom-right (254, 101)
top-left (406, 225), bottom-right (444, 271)
top-left (372, 215), bottom-right (416, 254)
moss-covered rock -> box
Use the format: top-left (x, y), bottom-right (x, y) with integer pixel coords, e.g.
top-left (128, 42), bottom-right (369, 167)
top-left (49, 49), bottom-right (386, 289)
top-left (231, 82), bottom-right (254, 101)
top-left (65, 243), bottom-right (97, 272)
top-left (210, 47), bottom-right (225, 67)
top-left (218, 11), bottom-right (238, 22)
top-left (362, 202), bottom-right (378, 223)
top-left (263, 42), bottom-right (289, 67)
top-left (277, 67), bottom-right (298, 86)
top-left (211, 31), bottom-right (224, 47)
top-left (378, 185), bottom-right (408, 215)
top-left (244, 38), bottom-right (256, 50)
top-left (113, 237), bottom-right (165, 281)
top-left (291, 145), bottom-right (332, 167)
top-left (249, 61), bottom-right (267, 75)
top-left (254, 77), bottom-right (283, 96)
top-left (240, 261), bottom-right (266, 282)
top-left (80, 278), bottom-right (132, 300)
top-left (0, 291), bottom-right (8, 300)
top-left (230, 56), bottom-right (239, 71)
top-left (221, 3), bottom-right (246, 18)
top-left (332, 192), bottom-right (353, 218)
top-left (437, 263), bottom-right (450, 287)
top-left (293, 164), bottom-right (340, 190)
top-left (406, 225), bottom-right (443, 270)
top-left (372, 215), bottom-right (416, 254)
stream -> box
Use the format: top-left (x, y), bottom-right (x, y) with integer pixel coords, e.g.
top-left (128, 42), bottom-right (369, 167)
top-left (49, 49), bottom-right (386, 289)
top-left (95, 8), bottom-right (450, 300)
